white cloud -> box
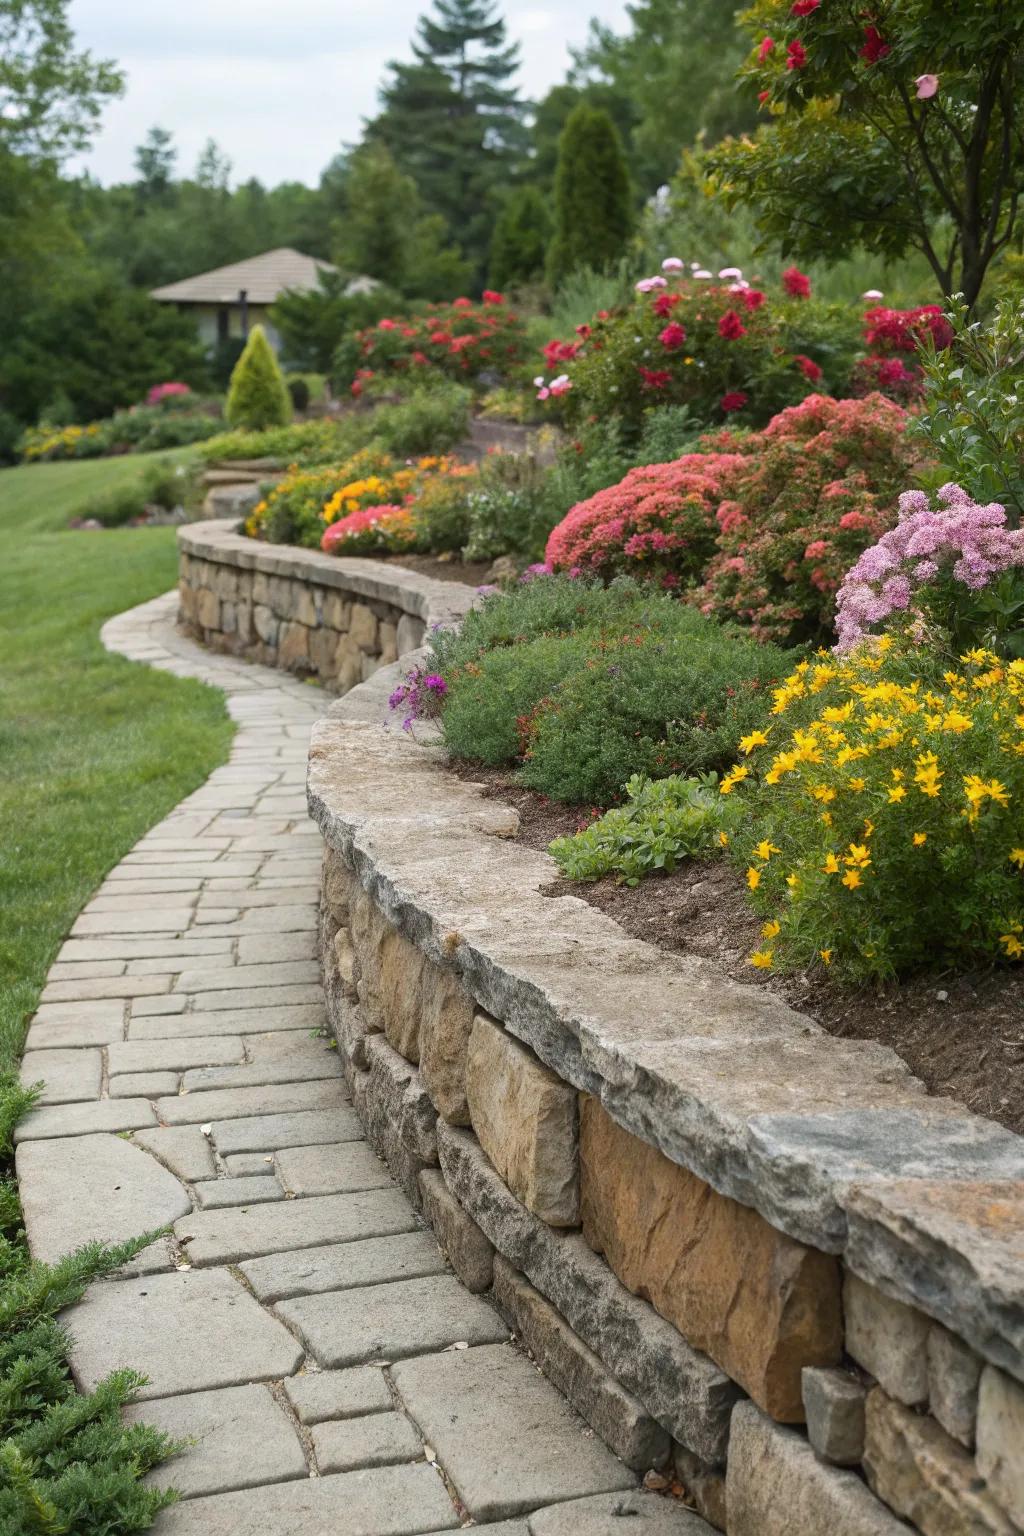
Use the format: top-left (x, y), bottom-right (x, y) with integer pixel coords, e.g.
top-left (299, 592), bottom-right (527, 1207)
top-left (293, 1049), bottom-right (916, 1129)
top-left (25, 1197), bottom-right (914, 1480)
top-left (67, 0), bottom-right (629, 186)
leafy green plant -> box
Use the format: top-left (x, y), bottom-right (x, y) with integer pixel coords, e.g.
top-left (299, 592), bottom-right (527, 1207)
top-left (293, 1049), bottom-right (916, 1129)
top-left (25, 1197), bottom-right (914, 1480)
top-left (373, 385), bottom-right (471, 458)
top-left (225, 326), bottom-right (292, 432)
top-left (463, 452), bottom-right (555, 562)
top-left (914, 297), bottom-right (1024, 523)
top-left (550, 773), bottom-right (741, 884)
top-left (547, 103), bottom-right (634, 288)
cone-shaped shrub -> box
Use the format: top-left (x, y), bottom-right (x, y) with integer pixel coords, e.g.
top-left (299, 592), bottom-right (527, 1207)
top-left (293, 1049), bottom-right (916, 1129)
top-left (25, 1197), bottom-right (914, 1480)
top-left (547, 104), bottom-right (633, 288)
top-left (226, 325), bottom-right (292, 430)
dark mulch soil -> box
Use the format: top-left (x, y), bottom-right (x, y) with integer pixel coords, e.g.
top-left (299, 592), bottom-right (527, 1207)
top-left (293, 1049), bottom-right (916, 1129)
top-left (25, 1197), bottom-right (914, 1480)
top-left (384, 552), bottom-right (495, 588)
top-left (453, 763), bottom-right (1024, 1136)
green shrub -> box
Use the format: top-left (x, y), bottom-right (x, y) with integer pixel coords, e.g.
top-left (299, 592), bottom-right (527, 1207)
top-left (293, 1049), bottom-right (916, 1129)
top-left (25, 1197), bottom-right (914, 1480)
top-left (547, 104), bottom-right (634, 289)
top-left (429, 578), bottom-right (798, 803)
top-left (464, 453), bottom-right (556, 562)
top-left (550, 773), bottom-right (741, 883)
top-left (412, 472), bottom-right (476, 554)
top-left (633, 404), bottom-right (704, 465)
top-left (225, 326), bottom-right (292, 431)
top-left (198, 417), bottom-right (360, 466)
top-left (140, 458), bottom-right (202, 513)
top-left (85, 483), bottom-right (147, 528)
top-left (490, 186), bottom-right (552, 290)
top-left (373, 386), bottom-right (472, 458)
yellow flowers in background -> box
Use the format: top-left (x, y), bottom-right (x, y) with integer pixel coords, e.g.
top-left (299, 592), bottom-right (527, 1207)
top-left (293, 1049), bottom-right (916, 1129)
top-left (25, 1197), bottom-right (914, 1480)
top-left (725, 643), bottom-right (1024, 980)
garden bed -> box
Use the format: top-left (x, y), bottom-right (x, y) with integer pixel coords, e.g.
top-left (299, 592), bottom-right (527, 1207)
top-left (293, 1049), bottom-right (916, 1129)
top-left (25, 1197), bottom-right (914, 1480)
top-left (455, 765), bottom-right (1024, 1137)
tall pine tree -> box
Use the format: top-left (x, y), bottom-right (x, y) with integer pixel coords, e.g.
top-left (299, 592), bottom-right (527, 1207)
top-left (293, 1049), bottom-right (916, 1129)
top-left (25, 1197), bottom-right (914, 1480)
top-left (368, 0), bottom-right (527, 279)
top-left (546, 104), bottom-right (633, 289)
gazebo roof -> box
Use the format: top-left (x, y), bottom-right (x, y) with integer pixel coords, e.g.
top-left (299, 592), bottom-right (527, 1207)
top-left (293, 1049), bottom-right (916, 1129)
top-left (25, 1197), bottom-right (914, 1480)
top-left (150, 248), bottom-right (337, 305)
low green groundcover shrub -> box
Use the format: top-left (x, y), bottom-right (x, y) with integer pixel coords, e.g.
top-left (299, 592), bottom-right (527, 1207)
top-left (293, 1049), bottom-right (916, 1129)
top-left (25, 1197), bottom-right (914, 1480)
top-left (423, 576), bottom-right (798, 804)
top-left (21, 403), bottom-right (221, 463)
top-left (550, 773), bottom-right (741, 884)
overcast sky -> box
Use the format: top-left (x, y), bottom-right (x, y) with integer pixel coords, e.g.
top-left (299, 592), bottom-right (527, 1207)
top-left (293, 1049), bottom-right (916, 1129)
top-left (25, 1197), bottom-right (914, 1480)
top-left (67, 0), bottom-right (630, 188)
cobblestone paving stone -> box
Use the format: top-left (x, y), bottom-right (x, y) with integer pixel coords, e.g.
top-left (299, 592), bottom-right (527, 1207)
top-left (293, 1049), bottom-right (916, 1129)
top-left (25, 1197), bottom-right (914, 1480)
top-left (14, 591), bottom-right (704, 1533)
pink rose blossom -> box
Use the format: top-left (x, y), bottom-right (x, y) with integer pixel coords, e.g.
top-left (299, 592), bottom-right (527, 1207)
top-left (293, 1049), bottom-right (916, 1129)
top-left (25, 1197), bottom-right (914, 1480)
top-left (915, 74), bottom-right (939, 99)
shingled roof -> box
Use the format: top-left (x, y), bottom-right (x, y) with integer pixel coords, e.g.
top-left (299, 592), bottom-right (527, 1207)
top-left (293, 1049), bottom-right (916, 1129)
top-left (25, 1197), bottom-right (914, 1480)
top-left (151, 248), bottom-right (337, 305)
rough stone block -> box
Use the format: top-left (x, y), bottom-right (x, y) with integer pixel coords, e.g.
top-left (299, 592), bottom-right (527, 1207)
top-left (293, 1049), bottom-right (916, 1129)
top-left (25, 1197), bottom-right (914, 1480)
top-left (124, 1383), bottom-right (306, 1498)
top-left (801, 1366), bottom-right (866, 1466)
top-left (210, 1106), bottom-right (362, 1155)
top-left (396, 612), bottom-right (425, 654)
top-left (284, 1366), bottom-right (393, 1424)
top-left (20, 1047), bottom-right (102, 1104)
top-left (312, 1412), bottom-right (422, 1473)
top-left (580, 1097), bottom-right (841, 1422)
top-left (726, 1400), bottom-right (907, 1536)
top-left (391, 1344), bottom-right (635, 1521)
top-left (977, 1366), bottom-right (1024, 1528)
top-left (196, 588), bottom-right (220, 630)
top-left (529, 1492), bottom-right (713, 1536)
top-left (437, 1123), bottom-right (738, 1465)
top-left (928, 1324), bottom-right (981, 1448)
top-left (419, 1168), bottom-right (494, 1292)
top-left (309, 624), bottom-right (339, 678)
top-left (275, 1141), bottom-right (391, 1197)
top-left (66, 1267), bottom-right (303, 1400)
top-left (14, 1098), bottom-right (157, 1141)
top-left (348, 602), bottom-right (378, 650)
top-left (195, 1174), bottom-right (284, 1208)
top-left (417, 975), bottom-right (477, 1125)
top-left (378, 620), bottom-right (398, 665)
top-left (362, 1034), bottom-right (438, 1204)
top-left (276, 1272), bottom-right (508, 1368)
top-left (176, 1187), bottom-right (418, 1265)
top-left (322, 850), bottom-right (357, 926)
top-left (467, 1015), bottom-right (579, 1228)
top-left (17, 1133), bottom-right (191, 1265)
top-left (253, 604), bottom-right (278, 646)
top-left (492, 1254), bottom-right (669, 1473)
top-left (322, 591), bottom-right (351, 631)
top-left (278, 620), bottom-right (310, 671)
top-left (864, 1386), bottom-right (1016, 1534)
top-left (135, 1125), bottom-right (217, 1182)
top-left (844, 1272), bottom-right (930, 1406)
top-left (292, 587), bottom-right (318, 626)
top-left (151, 1463), bottom-right (459, 1535)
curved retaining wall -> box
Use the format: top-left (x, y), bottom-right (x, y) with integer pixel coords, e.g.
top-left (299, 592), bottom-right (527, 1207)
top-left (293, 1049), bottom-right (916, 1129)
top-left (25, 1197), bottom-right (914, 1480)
top-left (308, 655), bottom-right (1024, 1536)
top-left (178, 519), bottom-right (475, 690)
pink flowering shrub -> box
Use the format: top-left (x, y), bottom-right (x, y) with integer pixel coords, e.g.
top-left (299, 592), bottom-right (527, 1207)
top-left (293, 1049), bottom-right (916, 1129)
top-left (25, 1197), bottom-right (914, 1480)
top-left (334, 295), bottom-right (529, 392)
top-left (146, 381), bottom-right (192, 406)
top-left (321, 504), bottom-right (417, 556)
top-left (547, 393), bottom-right (919, 645)
top-left (700, 394), bottom-right (918, 644)
top-left (540, 268), bottom-right (838, 438)
top-left (835, 484), bottom-right (1024, 653)
top-left (545, 452), bottom-right (747, 586)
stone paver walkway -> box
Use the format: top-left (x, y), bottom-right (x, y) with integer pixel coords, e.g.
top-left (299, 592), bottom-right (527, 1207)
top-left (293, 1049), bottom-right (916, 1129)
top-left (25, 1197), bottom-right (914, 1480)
top-left (14, 591), bottom-right (687, 1536)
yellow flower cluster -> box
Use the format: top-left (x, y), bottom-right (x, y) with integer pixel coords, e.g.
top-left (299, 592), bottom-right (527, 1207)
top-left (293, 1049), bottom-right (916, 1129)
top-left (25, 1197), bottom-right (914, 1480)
top-left (727, 641), bottom-right (1024, 979)
top-left (21, 422), bottom-right (103, 461)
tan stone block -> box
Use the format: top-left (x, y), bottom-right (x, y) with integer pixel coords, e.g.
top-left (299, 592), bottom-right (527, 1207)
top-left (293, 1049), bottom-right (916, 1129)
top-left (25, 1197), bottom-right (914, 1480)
top-left (322, 849), bottom-right (358, 926)
top-left (278, 621), bottom-right (310, 670)
top-left (293, 586), bottom-right (318, 626)
top-left (349, 602), bottom-right (378, 651)
top-left (195, 588), bottom-right (220, 631)
top-left (977, 1366), bottom-right (1024, 1528)
top-left (212, 564), bottom-right (239, 600)
top-left (333, 928), bottom-right (356, 1000)
top-left (322, 591), bottom-right (351, 631)
top-left (466, 1015), bottom-right (579, 1227)
top-left (268, 574), bottom-right (292, 615)
top-left (178, 582), bottom-right (196, 623)
top-left (844, 1272), bottom-right (929, 1406)
top-left (864, 1387), bottom-right (1016, 1535)
top-left (379, 621), bottom-right (399, 666)
top-left (234, 599), bottom-right (254, 647)
top-left (579, 1096), bottom-right (841, 1423)
top-left (349, 894), bottom-right (424, 1063)
top-left (418, 978), bottom-right (477, 1124)
top-left (251, 572), bottom-right (270, 605)
top-left (308, 625), bottom-right (339, 679)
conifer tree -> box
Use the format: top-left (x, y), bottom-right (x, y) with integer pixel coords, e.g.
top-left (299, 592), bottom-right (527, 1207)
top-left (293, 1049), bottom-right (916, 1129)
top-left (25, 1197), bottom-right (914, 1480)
top-left (546, 104), bottom-right (634, 289)
top-left (225, 325), bottom-right (292, 430)
top-left (489, 185), bottom-right (550, 289)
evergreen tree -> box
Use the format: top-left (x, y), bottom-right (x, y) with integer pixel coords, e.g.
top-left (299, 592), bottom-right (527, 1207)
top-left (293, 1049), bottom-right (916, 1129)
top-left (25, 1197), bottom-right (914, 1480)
top-left (133, 126), bottom-right (176, 201)
top-left (225, 325), bottom-right (291, 430)
top-left (369, 0), bottom-right (527, 277)
top-left (547, 104), bottom-right (634, 289)
top-left (489, 185), bottom-right (550, 289)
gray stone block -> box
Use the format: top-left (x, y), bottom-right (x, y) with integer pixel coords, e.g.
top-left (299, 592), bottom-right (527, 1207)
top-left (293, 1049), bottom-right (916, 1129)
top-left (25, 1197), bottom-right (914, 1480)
top-left (801, 1366), bottom-right (866, 1466)
top-left (276, 1272), bottom-right (508, 1368)
top-left (20, 1047), bottom-right (102, 1104)
top-left (67, 1267), bottom-right (303, 1400)
top-left (726, 1401), bottom-right (907, 1536)
top-left (176, 1188), bottom-right (419, 1266)
top-left (223, 1152), bottom-right (276, 1174)
top-left (109, 1037), bottom-right (244, 1075)
top-left (129, 1003), bottom-right (326, 1040)
top-left (17, 1132), bottom-right (191, 1265)
top-left (391, 1343), bottom-right (635, 1520)
top-left (437, 1124), bottom-right (737, 1464)
top-left (977, 1365), bottom-right (1024, 1528)
top-left (241, 1231), bottom-right (448, 1304)
top-left (492, 1256), bottom-right (669, 1474)
top-left (156, 1078), bottom-right (347, 1126)
top-left (276, 1141), bottom-right (392, 1196)
top-left (109, 1071), bottom-right (180, 1098)
top-left (135, 1125), bottom-right (217, 1182)
top-left (284, 1366), bottom-right (392, 1424)
top-left (151, 1462), bottom-right (459, 1534)
top-left (928, 1324), bottom-right (981, 1448)
top-left (672, 1446), bottom-right (727, 1532)
top-left (125, 1383), bottom-right (306, 1498)
top-left (528, 1492), bottom-right (713, 1535)
top-left (209, 1105), bottom-right (362, 1154)
top-left (844, 1271), bottom-right (929, 1405)
top-left (312, 1411), bottom-right (422, 1473)
top-left (419, 1168), bottom-right (494, 1292)
top-left (14, 1098), bottom-right (157, 1141)
top-left (195, 1175), bottom-right (284, 1208)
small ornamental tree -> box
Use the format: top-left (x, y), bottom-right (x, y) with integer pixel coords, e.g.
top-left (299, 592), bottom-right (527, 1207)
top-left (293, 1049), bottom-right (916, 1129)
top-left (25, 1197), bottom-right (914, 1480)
top-left (709, 0), bottom-right (1024, 307)
top-left (489, 185), bottom-right (551, 289)
top-left (225, 325), bottom-right (292, 431)
top-left (547, 104), bottom-right (634, 287)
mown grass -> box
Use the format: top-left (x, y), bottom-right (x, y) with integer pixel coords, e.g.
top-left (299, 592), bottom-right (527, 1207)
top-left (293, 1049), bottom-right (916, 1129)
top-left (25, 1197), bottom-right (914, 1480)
top-left (0, 453), bottom-right (234, 1532)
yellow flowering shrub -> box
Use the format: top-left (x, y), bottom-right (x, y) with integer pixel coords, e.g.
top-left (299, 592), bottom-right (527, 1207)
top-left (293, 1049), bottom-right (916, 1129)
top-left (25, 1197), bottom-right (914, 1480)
top-left (727, 639), bottom-right (1024, 979)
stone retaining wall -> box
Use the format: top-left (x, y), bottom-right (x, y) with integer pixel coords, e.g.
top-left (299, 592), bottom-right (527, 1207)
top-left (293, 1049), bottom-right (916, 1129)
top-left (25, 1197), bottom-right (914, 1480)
top-left (308, 653), bottom-right (1024, 1536)
top-left (177, 518), bottom-right (474, 690)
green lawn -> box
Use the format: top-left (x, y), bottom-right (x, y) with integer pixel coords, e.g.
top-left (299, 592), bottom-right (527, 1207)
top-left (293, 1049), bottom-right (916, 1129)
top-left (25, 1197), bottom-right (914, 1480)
top-left (0, 454), bottom-right (234, 1529)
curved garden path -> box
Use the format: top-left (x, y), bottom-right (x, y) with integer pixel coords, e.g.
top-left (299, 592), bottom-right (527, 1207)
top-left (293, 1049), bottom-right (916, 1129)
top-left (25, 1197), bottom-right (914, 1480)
top-left (14, 590), bottom-right (681, 1536)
